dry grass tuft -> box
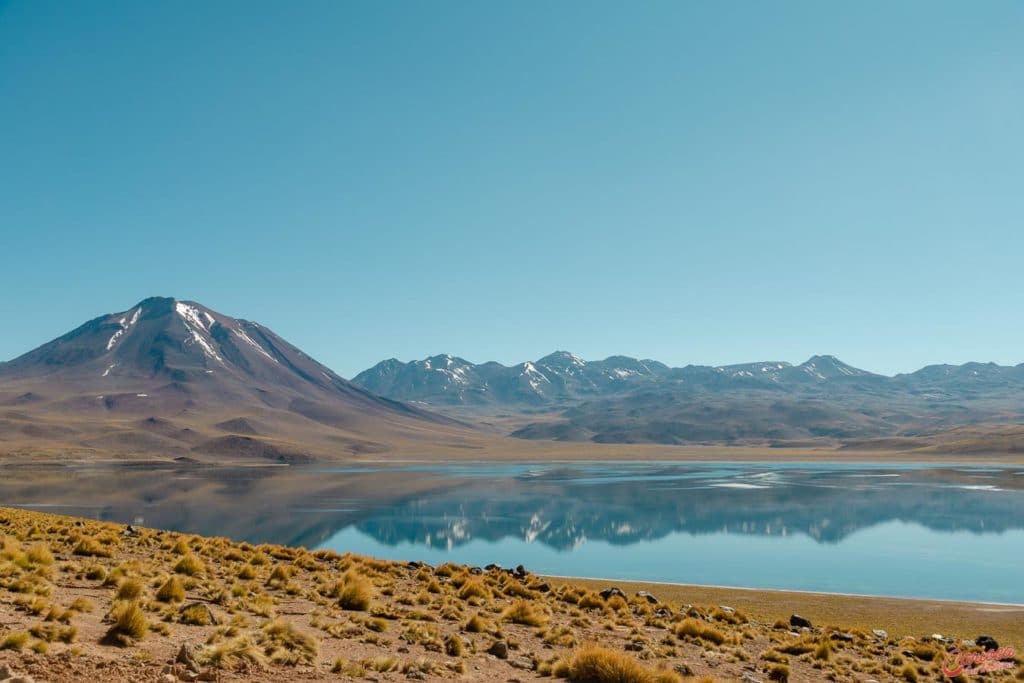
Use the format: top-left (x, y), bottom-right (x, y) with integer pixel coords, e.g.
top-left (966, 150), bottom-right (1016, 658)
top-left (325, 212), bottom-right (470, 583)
top-left (261, 618), bottom-right (319, 666)
top-left (104, 600), bottom-right (148, 645)
top-left (199, 635), bottom-right (266, 669)
top-left (0, 631), bottom-right (30, 651)
top-left (674, 618), bottom-right (726, 646)
top-left (115, 578), bottom-right (144, 601)
top-left (503, 599), bottom-right (549, 627)
top-left (567, 644), bottom-right (682, 683)
top-left (73, 537), bottom-right (112, 558)
top-left (174, 554), bottom-right (205, 576)
top-left (180, 604), bottom-right (215, 626)
top-left (464, 613), bottom-right (488, 633)
top-left (155, 576), bottom-right (186, 603)
top-left (26, 543), bottom-right (54, 566)
top-left (333, 570), bottom-right (373, 611)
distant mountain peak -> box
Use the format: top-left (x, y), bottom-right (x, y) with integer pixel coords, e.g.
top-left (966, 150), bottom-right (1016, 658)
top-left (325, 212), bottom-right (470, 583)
top-left (798, 355), bottom-right (872, 380)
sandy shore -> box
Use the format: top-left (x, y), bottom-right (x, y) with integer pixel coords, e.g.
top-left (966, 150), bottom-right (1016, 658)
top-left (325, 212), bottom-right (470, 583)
top-left (554, 577), bottom-right (1024, 648)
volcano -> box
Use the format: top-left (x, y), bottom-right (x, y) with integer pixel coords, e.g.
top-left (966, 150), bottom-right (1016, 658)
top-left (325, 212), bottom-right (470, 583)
top-left (0, 297), bottom-right (473, 462)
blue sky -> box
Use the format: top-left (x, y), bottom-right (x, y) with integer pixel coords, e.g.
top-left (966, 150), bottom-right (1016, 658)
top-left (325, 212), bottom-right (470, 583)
top-left (1, 1), bottom-right (1022, 378)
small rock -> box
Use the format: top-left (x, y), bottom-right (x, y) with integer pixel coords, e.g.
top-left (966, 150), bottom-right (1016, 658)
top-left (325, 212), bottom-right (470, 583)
top-left (406, 671), bottom-right (427, 680)
top-left (624, 641), bottom-right (645, 651)
top-left (929, 633), bottom-right (944, 641)
top-left (197, 671), bottom-right (218, 682)
top-left (872, 629), bottom-right (888, 639)
top-left (469, 566), bottom-right (483, 575)
top-left (674, 663), bottom-right (694, 676)
top-left (599, 587), bottom-right (626, 600)
top-left (509, 657), bottom-right (534, 670)
top-left (718, 605), bottom-right (735, 614)
top-left (534, 582), bottom-right (551, 593)
top-left (0, 665), bottom-right (14, 680)
top-left (789, 614), bottom-right (812, 629)
top-left (176, 643), bottom-right (200, 672)
top-left (740, 674), bottom-right (763, 683)
top-left (488, 640), bottom-right (509, 659)
top-left (830, 632), bottom-right (855, 642)
top-left (160, 675), bottom-right (177, 683)
top-left (976, 635), bottom-right (999, 651)
top-left (485, 563), bottom-right (501, 571)
top-left (636, 591), bottom-right (659, 604)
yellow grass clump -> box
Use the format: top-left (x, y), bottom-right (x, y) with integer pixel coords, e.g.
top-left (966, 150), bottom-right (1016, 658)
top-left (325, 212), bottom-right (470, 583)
top-left (503, 599), bottom-right (549, 627)
top-left (199, 635), bottom-right (266, 669)
top-left (155, 576), bottom-right (186, 603)
top-left (104, 600), bottom-right (148, 644)
top-left (115, 578), bottom-right (144, 601)
top-left (0, 631), bottom-right (30, 651)
top-left (73, 537), bottom-right (112, 558)
top-left (333, 570), bottom-right (373, 611)
top-left (174, 554), bottom-right (206, 576)
top-left (674, 618), bottom-right (726, 646)
top-left (261, 618), bottom-right (319, 666)
top-left (566, 644), bottom-right (682, 683)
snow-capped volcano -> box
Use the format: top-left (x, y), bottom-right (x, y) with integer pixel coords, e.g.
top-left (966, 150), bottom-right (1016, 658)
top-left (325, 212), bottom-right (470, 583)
top-left (0, 297), bottom-right (463, 461)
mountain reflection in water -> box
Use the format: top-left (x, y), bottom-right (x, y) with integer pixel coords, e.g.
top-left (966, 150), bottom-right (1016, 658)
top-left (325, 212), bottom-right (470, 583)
top-left (2, 462), bottom-right (1022, 601)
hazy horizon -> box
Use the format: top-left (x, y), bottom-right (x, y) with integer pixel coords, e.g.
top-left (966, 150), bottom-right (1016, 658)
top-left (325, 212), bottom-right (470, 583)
top-left (2, 1), bottom-right (1022, 378)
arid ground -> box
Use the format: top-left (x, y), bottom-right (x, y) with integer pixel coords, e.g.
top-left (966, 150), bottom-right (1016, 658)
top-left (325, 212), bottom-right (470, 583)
top-left (0, 507), bottom-right (1021, 683)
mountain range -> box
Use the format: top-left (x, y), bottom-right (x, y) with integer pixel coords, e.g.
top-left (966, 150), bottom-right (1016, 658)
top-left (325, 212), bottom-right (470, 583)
top-left (2, 298), bottom-right (1023, 456)
top-left (353, 352), bottom-right (1024, 446)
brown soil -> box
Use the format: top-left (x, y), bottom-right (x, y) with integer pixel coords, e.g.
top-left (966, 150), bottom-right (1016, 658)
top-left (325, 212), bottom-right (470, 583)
top-left (0, 507), bottom-right (1020, 683)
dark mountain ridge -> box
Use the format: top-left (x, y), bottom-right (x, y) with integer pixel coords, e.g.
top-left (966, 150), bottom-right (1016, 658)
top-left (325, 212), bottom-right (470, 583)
top-left (353, 351), bottom-right (1024, 446)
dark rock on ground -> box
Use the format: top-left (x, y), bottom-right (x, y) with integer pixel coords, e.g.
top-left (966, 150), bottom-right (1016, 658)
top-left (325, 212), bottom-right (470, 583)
top-left (487, 640), bottom-right (509, 659)
top-left (976, 635), bottom-right (999, 651)
top-left (789, 614), bottom-right (813, 629)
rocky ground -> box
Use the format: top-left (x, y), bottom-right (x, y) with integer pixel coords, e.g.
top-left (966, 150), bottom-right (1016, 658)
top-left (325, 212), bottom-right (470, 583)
top-left (0, 507), bottom-right (1020, 683)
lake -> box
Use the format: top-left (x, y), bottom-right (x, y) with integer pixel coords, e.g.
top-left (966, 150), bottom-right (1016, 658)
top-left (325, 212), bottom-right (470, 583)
top-left (2, 461), bottom-right (1022, 603)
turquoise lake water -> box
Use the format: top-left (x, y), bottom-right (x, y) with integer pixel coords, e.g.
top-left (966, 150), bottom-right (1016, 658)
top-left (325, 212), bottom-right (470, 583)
top-left (4, 461), bottom-right (1022, 603)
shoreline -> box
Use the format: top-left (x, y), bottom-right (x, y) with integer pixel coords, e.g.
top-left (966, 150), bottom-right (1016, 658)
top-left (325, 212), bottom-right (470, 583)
top-left (541, 574), bottom-right (1024, 608)
top-left (550, 576), bottom-right (1024, 648)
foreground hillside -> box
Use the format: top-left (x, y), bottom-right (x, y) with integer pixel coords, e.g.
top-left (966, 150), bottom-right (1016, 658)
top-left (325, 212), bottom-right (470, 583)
top-left (0, 508), bottom-right (1020, 682)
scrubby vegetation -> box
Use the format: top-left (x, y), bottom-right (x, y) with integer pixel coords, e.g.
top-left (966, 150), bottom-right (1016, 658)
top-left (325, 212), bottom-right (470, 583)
top-left (0, 506), bottom-right (1017, 682)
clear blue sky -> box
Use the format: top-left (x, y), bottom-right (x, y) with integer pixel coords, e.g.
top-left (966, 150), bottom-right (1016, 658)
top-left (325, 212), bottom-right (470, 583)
top-left (2, 1), bottom-right (1022, 378)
